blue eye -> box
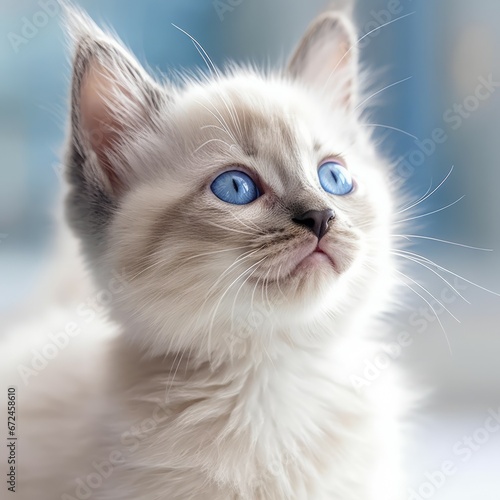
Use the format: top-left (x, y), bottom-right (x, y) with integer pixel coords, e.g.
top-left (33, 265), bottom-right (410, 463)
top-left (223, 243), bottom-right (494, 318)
top-left (318, 162), bottom-right (353, 196)
top-left (210, 170), bottom-right (260, 205)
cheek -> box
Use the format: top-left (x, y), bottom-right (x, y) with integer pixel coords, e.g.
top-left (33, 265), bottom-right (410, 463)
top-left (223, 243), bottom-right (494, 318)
top-left (337, 168), bottom-right (392, 230)
top-left (356, 167), bottom-right (393, 215)
top-left (328, 193), bottom-right (390, 267)
top-left (198, 195), bottom-right (276, 240)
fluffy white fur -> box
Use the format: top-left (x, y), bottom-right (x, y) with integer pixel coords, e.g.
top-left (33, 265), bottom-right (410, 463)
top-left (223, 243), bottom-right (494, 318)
top-left (1, 5), bottom-right (407, 500)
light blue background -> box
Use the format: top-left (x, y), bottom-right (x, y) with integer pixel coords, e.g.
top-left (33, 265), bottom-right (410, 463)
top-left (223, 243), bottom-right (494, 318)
top-left (1, 1), bottom-right (500, 497)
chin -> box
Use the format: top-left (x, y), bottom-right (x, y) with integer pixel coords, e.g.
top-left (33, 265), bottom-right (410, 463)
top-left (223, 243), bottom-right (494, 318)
top-left (254, 267), bottom-right (341, 326)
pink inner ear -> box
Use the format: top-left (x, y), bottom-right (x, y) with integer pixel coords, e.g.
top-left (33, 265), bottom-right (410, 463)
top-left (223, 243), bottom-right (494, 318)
top-left (287, 14), bottom-right (357, 109)
top-left (80, 64), bottom-right (125, 193)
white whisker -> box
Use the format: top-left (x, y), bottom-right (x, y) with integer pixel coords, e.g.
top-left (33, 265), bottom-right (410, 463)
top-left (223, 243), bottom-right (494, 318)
top-left (394, 267), bottom-right (460, 323)
top-left (128, 245), bottom-right (250, 282)
top-left (396, 251), bottom-right (500, 298)
top-left (203, 249), bottom-right (261, 302)
top-left (396, 195), bottom-right (465, 223)
top-left (275, 263), bottom-right (286, 301)
top-left (397, 165), bottom-right (454, 214)
top-left (322, 11), bottom-right (416, 93)
top-left (393, 234), bottom-right (492, 252)
top-left (230, 265), bottom-right (261, 329)
top-left (207, 257), bottom-right (267, 355)
top-left (195, 100), bottom-right (238, 144)
top-left (354, 76), bottom-right (412, 112)
top-left (171, 24), bottom-right (219, 77)
top-left (398, 179), bottom-right (434, 214)
top-left (194, 138), bottom-right (234, 154)
top-left (188, 250), bottom-right (261, 336)
top-left (229, 211), bottom-right (263, 233)
top-left (392, 250), bottom-right (470, 303)
top-left (205, 220), bottom-right (258, 236)
top-left (362, 123), bottom-right (418, 141)
top-left (392, 268), bottom-right (454, 354)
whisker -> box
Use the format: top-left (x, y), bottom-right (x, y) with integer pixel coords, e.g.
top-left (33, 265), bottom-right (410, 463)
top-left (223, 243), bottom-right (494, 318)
top-left (397, 178), bottom-right (434, 214)
top-left (202, 248), bottom-right (262, 302)
top-left (229, 211), bottom-right (263, 233)
top-left (215, 86), bottom-right (244, 141)
top-left (393, 268), bottom-right (454, 355)
top-left (207, 257), bottom-right (267, 355)
top-left (202, 97), bottom-right (240, 147)
top-left (184, 251), bottom-right (261, 337)
top-left (193, 249), bottom-right (263, 331)
top-left (396, 250), bottom-right (500, 298)
top-left (165, 349), bottom-right (185, 400)
top-left (128, 245), bottom-right (250, 282)
top-left (261, 266), bottom-right (273, 312)
top-left (393, 234), bottom-right (492, 252)
top-left (354, 76), bottom-right (413, 112)
top-left (250, 267), bottom-right (265, 323)
top-left (194, 138), bottom-right (234, 154)
top-left (230, 265), bottom-right (261, 330)
top-left (397, 165), bottom-right (454, 214)
top-left (179, 245), bottom-right (252, 266)
top-left (195, 100), bottom-right (238, 144)
top-left (171, 24), bottom-right (219, 77)
top-left (275, 263), bottom-right (286, 301)
top-left (205, 220), bottom-right (258, 236)
top-left (362, 123), bottom-right (418, 141)
top-left (127, 257), bottom-right (168, 282)
top-left (200, 124), bottom-right (233, 135)
top-left (187, 251), bottom-right (261, 358)
top-left (394, 267), bottom-right (460, 323)
top-left (322, 11), bottom-right (416, 93)
top-left (392, 250), bottom-right (470, 303)
top-left (395, 195), bottom-right (465, 223)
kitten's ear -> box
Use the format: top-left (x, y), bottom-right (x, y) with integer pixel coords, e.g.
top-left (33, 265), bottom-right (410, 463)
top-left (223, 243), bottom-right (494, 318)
top-left (66, 6), bottom-right (165, 196)
top-left (286, 12), bottom-right (358, 108)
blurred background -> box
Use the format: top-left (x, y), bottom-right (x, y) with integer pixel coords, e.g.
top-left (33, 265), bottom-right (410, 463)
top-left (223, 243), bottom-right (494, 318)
top-left (1, 0), bottom-right (499, 498)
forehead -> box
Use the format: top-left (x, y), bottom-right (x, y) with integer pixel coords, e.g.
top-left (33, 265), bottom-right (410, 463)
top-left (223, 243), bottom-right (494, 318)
top-left (169, 74), bottom-right (350, 190)
top-left (182, 77), bottom-right (304, 145)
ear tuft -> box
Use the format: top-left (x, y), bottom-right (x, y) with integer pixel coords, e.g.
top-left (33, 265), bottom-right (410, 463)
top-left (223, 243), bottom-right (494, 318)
top-left (287, 12), bottom-right (358, 109)
top-left (62, 2), bottom-right (108, 47)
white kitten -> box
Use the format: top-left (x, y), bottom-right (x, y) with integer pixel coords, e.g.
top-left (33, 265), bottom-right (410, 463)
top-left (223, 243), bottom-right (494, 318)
top-left (1, 6), bottom-right (406, 499)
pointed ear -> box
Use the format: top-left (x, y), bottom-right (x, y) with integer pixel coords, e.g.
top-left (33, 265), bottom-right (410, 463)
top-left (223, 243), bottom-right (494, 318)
top-left (287, 12), bottom-right (358, 109)
top-left (66, 6), bottom-right (165, 196)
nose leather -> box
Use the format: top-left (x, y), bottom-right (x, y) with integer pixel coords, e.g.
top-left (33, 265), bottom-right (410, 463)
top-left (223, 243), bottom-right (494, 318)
top-left (292, 209), bottom-right (335, 240)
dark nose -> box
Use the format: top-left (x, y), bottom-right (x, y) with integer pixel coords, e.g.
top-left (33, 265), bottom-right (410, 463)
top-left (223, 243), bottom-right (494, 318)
top-left (292, 209), bottom-right (335, 240)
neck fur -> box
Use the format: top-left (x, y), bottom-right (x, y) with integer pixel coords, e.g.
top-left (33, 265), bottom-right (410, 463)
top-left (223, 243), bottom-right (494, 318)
top-left (102, 329), bottom-right (372, 498)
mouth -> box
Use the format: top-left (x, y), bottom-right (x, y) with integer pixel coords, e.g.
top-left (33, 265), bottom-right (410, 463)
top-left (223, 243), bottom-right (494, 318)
top-left (290, 244), bottom-right (336, 277)
top-left (246, 239), bottom-right (341, 286)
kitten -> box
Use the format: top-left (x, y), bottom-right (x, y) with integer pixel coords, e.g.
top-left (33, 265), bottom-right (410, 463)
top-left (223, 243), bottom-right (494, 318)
top-left (1, 5), bottom-right (405, 500)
